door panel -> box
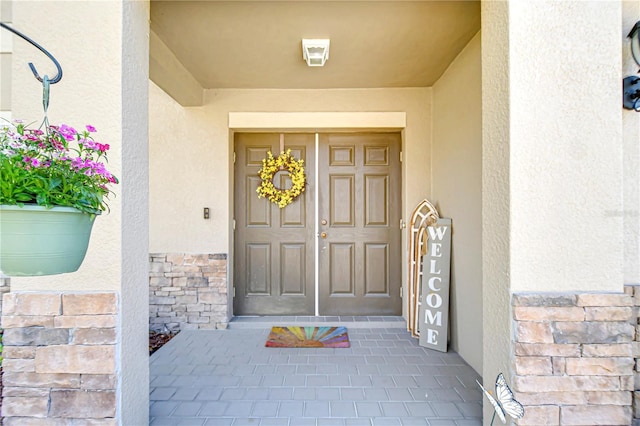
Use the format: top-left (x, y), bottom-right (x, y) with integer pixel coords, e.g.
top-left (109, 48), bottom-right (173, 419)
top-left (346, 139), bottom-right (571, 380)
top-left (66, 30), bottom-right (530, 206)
top-left (246, 243), bottom-right (270, 295)
top-left (330, 175), bottom-right (355, 225)
top-left (365, 174), bottom-right (389, 225)
top-left (234, 133), bottom-right (315, 315)
top-left (329, 243), bottom-right (355, 295)
top-left (318, 133), bottom-right (402, 315)
top-left (280, 243), bottom-right (306, 295)
top-left (364, 243), bottom-right (389, 294)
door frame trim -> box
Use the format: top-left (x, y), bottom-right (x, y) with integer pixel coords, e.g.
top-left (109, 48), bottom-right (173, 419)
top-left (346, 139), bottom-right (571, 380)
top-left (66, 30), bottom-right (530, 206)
top-left (230, 112), bottom-right (407, 318)
top-left (229, 112), bottom-right (406, 130)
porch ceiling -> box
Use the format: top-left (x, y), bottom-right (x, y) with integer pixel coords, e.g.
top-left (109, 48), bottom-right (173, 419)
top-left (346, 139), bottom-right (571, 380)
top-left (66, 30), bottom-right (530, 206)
top-left (149, 1), bottom-right (480, 91)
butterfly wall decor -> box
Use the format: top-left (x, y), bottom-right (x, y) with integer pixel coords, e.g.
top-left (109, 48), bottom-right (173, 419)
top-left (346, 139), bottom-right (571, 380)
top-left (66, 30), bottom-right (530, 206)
top-left (476, 373), bottom-right (525, 425)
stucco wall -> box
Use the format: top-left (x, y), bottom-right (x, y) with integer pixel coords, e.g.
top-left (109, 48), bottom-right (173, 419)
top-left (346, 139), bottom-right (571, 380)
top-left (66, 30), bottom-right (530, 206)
top-left (623, 0), bottom-right (640, 285)
top-left (119, 2), bottom-right (151, 423)
top-left (148, 83), bottom-right (217, 253)
top-left (481, 1), bottom-right (513, 420)
top-left (149, 84), bottom-right (432, 256)
top-left (432, 32), bottom-right (482, 374)
top-left (509, 1), bottom-right (623, 294)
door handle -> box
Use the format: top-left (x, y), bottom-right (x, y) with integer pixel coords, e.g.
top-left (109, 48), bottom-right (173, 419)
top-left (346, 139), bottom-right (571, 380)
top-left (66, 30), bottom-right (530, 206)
top-left (320, 232), bottom-right (327, 239)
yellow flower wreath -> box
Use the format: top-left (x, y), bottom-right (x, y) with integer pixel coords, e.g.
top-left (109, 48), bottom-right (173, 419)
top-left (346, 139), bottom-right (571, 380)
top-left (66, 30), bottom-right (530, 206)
top-left (256, 149), bottom-right (306, 208)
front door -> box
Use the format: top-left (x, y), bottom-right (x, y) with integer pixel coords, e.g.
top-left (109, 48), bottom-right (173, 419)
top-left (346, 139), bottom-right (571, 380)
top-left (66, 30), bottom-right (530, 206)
top-left (234, 132), bottom-right (401, 316)
top-left (234, 133), bottom-right (316, 315)
top-left (318, 133), bottom-right (402, 315)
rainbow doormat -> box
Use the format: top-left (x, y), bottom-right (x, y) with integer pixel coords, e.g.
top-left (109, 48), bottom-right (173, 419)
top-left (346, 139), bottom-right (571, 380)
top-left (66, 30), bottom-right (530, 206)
top-left (265, 326), bottom-right (350, 348)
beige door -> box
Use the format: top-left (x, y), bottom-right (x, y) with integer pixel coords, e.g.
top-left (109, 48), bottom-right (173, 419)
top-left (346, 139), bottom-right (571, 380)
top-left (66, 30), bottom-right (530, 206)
top-left (318, 133), bottom-right (402, 315)
top-left (234, 132), bottom-right (401, 316)
top-left (234, 133), bottom-right (316, 315)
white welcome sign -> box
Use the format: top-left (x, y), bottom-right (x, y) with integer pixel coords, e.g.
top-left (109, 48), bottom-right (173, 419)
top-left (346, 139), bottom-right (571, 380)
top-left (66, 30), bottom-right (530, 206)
top-left (418, 218), bottom-right (451, 352)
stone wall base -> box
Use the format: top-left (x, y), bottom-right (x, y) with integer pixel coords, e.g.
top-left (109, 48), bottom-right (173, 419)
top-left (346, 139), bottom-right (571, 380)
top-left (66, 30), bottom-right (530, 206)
top-left (512, 287), bottom-right (640, 425)
top-left (1, 291), bottom-right (118, 425)
top-left (149, 253), bottom-right (229, 332)
top-left (0, 274), bottom-right (10, 316)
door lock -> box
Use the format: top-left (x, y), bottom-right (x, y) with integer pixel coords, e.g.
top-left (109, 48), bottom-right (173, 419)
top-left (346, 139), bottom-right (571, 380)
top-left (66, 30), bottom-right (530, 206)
top-left (321, 219), bottom-right (327, 225)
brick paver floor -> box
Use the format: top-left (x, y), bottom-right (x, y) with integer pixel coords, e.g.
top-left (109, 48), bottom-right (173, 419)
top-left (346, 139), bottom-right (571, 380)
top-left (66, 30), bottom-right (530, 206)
top-left (149, 317), bottom-right (483, 425)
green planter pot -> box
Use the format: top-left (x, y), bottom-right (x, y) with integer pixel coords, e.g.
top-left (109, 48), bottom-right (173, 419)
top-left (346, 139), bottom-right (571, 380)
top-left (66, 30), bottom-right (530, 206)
top-left (0, 204), bottom-right (97, 276)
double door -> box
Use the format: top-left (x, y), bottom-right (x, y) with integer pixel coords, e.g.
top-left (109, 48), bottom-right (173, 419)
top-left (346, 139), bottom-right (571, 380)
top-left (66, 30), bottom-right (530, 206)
top-left (234, 132), bottom-right (401, 316)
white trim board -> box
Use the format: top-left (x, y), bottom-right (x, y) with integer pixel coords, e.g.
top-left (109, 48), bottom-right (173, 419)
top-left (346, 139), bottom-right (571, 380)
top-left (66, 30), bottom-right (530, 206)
top-left (228, 112), bottom-right (406, 131)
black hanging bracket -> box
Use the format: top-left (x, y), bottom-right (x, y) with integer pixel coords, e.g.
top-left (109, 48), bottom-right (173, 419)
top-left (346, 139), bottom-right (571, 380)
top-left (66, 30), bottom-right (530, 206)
top-left (1, 22), bottom-right (63, 127)
top-left (0, 22), bottom-right (63, 84)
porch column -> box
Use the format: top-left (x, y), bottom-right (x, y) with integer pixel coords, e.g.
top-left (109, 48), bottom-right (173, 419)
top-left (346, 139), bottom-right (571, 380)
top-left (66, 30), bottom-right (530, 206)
top-left (4, 1), bottom-right (149, 424)
top-left (483, 1), bottom-right (629, 424)
top-left (623, 1), bottom-right (640, 288)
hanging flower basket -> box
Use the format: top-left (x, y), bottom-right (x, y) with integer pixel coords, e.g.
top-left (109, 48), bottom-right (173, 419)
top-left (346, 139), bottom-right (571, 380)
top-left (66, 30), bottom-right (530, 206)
top-left (0, 27), bottom-right (117, 276)
top-left (0, 121), bottom-right (117, 276)
top-left (256, 149), bottom-right (306, 208)
top-left (0, 204), bottom-right (97, 276)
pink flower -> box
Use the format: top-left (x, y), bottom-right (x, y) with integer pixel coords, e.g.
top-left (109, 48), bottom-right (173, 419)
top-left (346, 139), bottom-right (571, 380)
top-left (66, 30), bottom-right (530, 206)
top-left (51, 140), bottom-right (64, 151)
top-left (86, 125), bottom-right (97, 133)
top-left (58, 124), bottom-right (77, 141)
top-left (82, 140), bottom-right (98, 150)
top-left (71, 157), bottom-right (85, 169)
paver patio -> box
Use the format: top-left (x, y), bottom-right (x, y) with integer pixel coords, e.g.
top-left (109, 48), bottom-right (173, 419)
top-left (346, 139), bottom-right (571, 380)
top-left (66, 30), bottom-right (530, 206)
top-left (149, 317), bottom-right (483, 426)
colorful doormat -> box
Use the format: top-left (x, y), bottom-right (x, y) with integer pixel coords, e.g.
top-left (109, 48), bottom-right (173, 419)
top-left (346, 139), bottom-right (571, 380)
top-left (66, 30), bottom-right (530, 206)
top-left (265, 326), bottom-right (350, 348)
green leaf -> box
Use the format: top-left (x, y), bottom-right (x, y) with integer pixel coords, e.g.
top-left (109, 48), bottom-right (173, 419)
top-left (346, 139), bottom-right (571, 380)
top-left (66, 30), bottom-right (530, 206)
top-left (49, 177), bottom-right (62, 190)
top-left (15, 193), bottom-right (33, 202)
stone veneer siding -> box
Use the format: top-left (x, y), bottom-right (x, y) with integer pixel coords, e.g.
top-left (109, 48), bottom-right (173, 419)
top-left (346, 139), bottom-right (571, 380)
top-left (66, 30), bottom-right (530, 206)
top-left (0, 274), bottom-right (10, 315)
top-left (1, 292), bottom-right (117, 425)
top-left (149, 253), bottom-right (229, 332)
top-left (512, 288), bottom-right (640, 425)
top-left (631, 285), bottom-right (640, 426)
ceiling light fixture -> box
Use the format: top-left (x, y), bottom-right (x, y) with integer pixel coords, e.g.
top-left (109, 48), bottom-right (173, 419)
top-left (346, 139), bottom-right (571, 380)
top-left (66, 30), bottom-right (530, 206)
top-left (302, 39), bottom-right (330, 67)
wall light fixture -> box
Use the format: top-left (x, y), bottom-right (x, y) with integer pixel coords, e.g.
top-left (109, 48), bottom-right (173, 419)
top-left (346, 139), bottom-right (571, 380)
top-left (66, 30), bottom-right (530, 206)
top-left (623, 21), bottom-right (640, 111)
